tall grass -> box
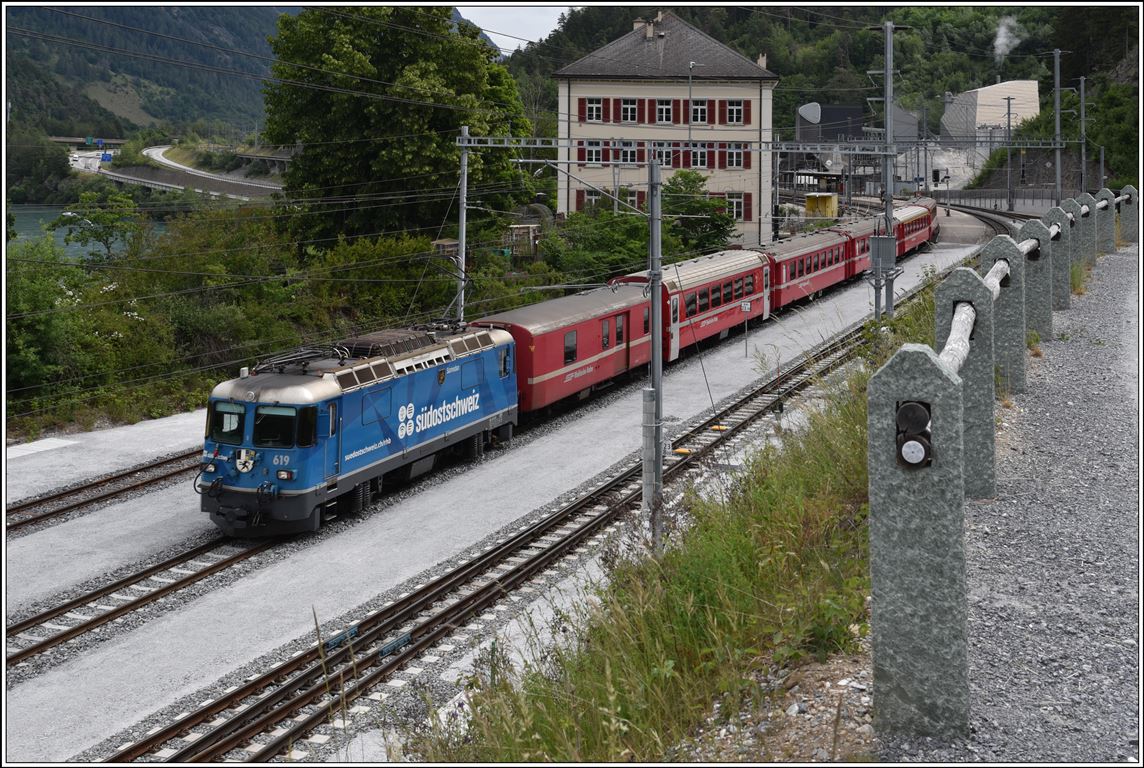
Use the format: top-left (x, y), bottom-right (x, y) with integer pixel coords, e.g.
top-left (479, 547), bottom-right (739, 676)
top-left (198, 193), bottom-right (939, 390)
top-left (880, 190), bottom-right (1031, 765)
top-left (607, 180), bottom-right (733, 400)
top-left (413, 277), bottom-right (941, 762)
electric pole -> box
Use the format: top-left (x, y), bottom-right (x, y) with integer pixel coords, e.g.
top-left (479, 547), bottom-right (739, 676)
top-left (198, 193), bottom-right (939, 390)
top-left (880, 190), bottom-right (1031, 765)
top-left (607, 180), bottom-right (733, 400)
top-left (457, 125), bottom-right (469, 322)
top-left (642, 159), bottom-right (665, 553)
top-left (1054, 49), bottom-right (1062, 205)
top-left (1080, 76), bottom-right (1087, 194)
top-left (1004, 95), bottom-right (1014, 211)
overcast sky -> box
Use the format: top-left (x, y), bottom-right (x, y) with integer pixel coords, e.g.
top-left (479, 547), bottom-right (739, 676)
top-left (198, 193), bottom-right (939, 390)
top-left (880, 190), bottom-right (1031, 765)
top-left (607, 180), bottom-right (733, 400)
top-left (455, 5), bottom-right (573, 52)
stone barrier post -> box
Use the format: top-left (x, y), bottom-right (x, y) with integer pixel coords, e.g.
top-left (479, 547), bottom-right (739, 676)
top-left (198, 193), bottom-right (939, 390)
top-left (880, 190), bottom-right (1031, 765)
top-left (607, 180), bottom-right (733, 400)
top-left (1017, 219), bottom-right (1054, 341)
top-left (1076, 192), bottom-right (1098, 266)
top-left (1060, 198), bottom-right (1084, 267)
top-left (981, 236), bottom-right (1026, 394)
top-left (1096, 188), bottom-right (1116, 254)
top-left (867, 344), bottom-right (969, 739)
top-left (1042, 207), bottom-right (1072, 310)
top-left (935, 268), bottom-right (996, 498)
top-left (1120, 186), bottom-right (1138, 243)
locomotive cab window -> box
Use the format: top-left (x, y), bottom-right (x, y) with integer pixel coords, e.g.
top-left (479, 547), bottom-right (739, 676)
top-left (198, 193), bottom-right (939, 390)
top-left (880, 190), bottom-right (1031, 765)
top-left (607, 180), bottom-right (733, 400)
top-left (254, 405), bottom-right (297, 448)
top-left (208, 401), bottom-right (245, 445)
top-left (564, 330), bottom-right (578, 364)
top-left (499, 347), bottom-right (512, 378)
top-left (601, 319), bottom-right (611, 350)
top-left (297, 406), bottom-right (318, 447)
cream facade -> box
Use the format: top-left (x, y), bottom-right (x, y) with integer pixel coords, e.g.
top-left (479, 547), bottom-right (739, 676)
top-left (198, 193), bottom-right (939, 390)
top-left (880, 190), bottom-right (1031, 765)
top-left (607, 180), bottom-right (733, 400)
top-left (552, 12), bottom-right (777, 246)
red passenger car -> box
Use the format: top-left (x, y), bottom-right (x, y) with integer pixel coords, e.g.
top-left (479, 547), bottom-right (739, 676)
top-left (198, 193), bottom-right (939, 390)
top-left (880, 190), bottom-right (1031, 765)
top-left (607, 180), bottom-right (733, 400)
top-left (764, 230), bottom-right (850, 310)
top-left (470, 284), bottom-right (650, 413)
top-left (613, 249), bottom-right (770, 362)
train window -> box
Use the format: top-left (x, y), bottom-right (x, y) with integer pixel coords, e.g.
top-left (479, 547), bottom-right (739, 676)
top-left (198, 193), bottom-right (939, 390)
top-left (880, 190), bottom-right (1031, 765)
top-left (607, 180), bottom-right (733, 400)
top-left (797, 260), bottom-right (804, 278)
top-left (698, 288), bottom-right (709, 313)
top-left (499, 347), bottom-right (512, 378)
top-left (564, 331), bottom-right (578, 364)
top-left (813, 254), bottom-right (819, 271)
top-left (671, 297), bottom-right (679, 324)
top-left (297, 406), bottom-right (317, 447)
top-left (601, 319), bottom-right (610, 350)
top-left (745, 275), bottom-right (754, 295)
top-left (733, 278), bottom-right (743, 299)
top-left (254, 405), bottom-right (297, 448)
top-left (710, 285), bottom-right (722, 307)
top-left (643, 307), bottom-right (650, 334)
top-left (208, 401), bottom-right (245, 445)
top-left (723, 282), bottom-right (732, 304)
top-left (684, 292), bottom-right (697, 318)
top-left (330, 402), bottom-right (338, 437)
top-left (615, 315), bottom-right (625, 344)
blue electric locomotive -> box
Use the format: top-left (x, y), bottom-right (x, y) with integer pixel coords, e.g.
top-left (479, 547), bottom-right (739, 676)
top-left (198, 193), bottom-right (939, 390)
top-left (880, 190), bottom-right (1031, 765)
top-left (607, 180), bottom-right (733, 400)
top-left (197, 326), bottom-right (517, 536)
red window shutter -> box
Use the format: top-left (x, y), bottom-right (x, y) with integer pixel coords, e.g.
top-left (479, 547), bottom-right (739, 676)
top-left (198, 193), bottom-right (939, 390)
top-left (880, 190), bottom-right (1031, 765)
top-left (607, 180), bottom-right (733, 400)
top-left (637, 190), bottom-right (646, 209)
top-left (744, 99), bottom-right (752, 125)
top-left (682, 144), bottom-right (691, 168)
top-left (601, 141), bottom-right (611, 163)
top-left (717, 142), bottom-right (727, 169)
top-left (707, 146), bottom-right (716, 168)
top-left (637, 99), bottom-right (646, 123)
top-left (671, 141), bottom-right (681, 168)
top-left (673, 99), bottom-right (681, 124)
top-left (707, 99), bottom-right (716, 124)
top-left (613, 98), bottom-right (621, 122)
top-left (577, 140), bottom-right (585, 164)
top-left (743, 145), bottom-right (751, 169)
top-left (647, 98), bottom-right (656, 121)
top-left (744, 193), bottom-right (753, 221)
top-left (602, 99), bottom-right (611, 122)
top-left (576, 189), bottom-right (585, 211)
top-left (636, 142), bottom-right (646, 163)
top-left (578, 98), bottom-right (586, 123)
top-left (682, 99), bottom-right (690, 124)
top-left (718, 99), bottom-right (727, 125)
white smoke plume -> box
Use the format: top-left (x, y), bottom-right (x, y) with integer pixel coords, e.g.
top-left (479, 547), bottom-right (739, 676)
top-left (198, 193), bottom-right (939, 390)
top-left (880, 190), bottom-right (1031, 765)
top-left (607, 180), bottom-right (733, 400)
top-left (993, 16), bottom-right (1022, 66)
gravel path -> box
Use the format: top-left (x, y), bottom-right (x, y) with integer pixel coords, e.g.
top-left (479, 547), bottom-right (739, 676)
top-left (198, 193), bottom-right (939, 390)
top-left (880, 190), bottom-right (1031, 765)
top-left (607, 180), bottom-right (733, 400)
top-left (878, 244), bottom-right (1140, 762)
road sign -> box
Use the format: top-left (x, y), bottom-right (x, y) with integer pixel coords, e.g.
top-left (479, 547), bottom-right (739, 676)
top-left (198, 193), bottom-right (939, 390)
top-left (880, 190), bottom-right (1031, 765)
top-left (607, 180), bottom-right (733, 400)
top-left (85, 136), bottom-right (93, 146)
top-left (96, 138), bottom-right (104, 148)
top-left (101, 153), bottom-right (112, 162)
top-left (740, 301), bottom-right (751, 312)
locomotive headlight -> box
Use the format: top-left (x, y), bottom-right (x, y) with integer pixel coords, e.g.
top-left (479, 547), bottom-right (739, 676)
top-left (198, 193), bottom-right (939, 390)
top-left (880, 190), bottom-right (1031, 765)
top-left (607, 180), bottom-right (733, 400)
top-left (202, 464), bottom-right (216, 473)
top-left (276, 469), bottom-right (294, 481)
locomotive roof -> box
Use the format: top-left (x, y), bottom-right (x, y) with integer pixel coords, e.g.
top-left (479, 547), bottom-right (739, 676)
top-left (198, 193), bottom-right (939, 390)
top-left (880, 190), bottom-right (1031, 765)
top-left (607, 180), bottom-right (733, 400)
top-left (827, 217), bottom-right (881, 238)
top-left (472, 283), bottom-right (648, 336)
top-left (212, 326), bottom-right (512, 402)
top-left (624, 249), bottom-right (768, 291)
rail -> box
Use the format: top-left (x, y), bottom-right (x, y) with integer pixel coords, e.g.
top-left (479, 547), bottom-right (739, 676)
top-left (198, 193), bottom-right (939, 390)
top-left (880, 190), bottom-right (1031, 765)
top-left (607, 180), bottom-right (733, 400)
top-left (865, 184), bottom-right (1137, 740)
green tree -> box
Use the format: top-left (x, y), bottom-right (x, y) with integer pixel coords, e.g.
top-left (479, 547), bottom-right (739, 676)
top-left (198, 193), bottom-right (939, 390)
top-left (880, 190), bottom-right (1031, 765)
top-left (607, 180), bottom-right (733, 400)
top-left (49, 191), bottom-right (142, 261)
top-left (262, 7), bottom-right (533, 243)
top-left (662, 170), bottom-right (735, 255)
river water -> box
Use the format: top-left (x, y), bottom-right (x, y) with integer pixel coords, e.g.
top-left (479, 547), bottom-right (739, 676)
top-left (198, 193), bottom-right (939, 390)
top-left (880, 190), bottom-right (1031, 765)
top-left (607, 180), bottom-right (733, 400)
top-left (7, 205), bottom-right (166, 259)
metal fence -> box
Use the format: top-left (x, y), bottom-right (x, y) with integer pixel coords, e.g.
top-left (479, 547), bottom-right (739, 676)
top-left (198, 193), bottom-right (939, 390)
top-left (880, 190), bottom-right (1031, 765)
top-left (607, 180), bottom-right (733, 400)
top-left (865, 184), bottom-right (1137, 738)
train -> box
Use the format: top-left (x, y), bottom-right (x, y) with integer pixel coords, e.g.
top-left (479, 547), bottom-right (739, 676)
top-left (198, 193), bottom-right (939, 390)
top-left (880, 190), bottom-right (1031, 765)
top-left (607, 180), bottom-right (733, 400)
top-left (197, 196), bottom-right (939, 536)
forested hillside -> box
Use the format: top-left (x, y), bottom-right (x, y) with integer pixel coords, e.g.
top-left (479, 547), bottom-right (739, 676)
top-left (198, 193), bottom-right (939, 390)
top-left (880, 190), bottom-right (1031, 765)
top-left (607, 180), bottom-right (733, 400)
top-left (506, 6), bottom-right (1137, 147)
top-left (5, 5), bottom-right (280, 131)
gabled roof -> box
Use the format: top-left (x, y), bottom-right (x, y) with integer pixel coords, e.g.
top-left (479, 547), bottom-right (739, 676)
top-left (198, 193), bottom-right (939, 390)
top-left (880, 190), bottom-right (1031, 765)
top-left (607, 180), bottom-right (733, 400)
top-left (554, 12), bottom-right (778, 81)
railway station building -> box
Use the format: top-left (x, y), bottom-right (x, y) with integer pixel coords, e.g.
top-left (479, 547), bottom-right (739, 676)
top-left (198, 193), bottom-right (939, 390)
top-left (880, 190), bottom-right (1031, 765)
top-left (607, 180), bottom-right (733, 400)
top-left (553, 11), bottom-right (779, 245)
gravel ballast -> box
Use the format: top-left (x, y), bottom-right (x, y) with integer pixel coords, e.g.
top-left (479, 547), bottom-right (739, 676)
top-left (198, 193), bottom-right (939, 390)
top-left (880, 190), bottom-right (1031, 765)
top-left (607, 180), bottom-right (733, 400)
top-left (876, 244), bottom-right (1140, 762)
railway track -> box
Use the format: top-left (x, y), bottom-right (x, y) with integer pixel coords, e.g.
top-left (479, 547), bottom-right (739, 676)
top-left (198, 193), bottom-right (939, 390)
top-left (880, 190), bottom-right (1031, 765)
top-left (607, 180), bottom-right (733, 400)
top-left (5, 538), bottom-right (273, 666)
top-left (6, 448), bottom-right (202, 532)
top-left (104, 329), bottom-right (866, 763)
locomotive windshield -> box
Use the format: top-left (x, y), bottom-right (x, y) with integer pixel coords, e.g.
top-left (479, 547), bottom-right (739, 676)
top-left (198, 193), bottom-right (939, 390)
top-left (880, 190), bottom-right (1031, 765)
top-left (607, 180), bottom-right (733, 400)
top-left (208, 401), bottom-right (245, 445)
top-left (253, 405), bottom-right (298, 448)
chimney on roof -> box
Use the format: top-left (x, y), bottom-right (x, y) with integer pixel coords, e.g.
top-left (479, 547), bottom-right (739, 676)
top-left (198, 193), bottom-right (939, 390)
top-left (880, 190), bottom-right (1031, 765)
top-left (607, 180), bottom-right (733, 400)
top-left (757, 53), bottom-right (767, 69)
top-left (655, 11), bottom-right (664, 22)
top-left (633, 17), bottom-right (645, 32)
